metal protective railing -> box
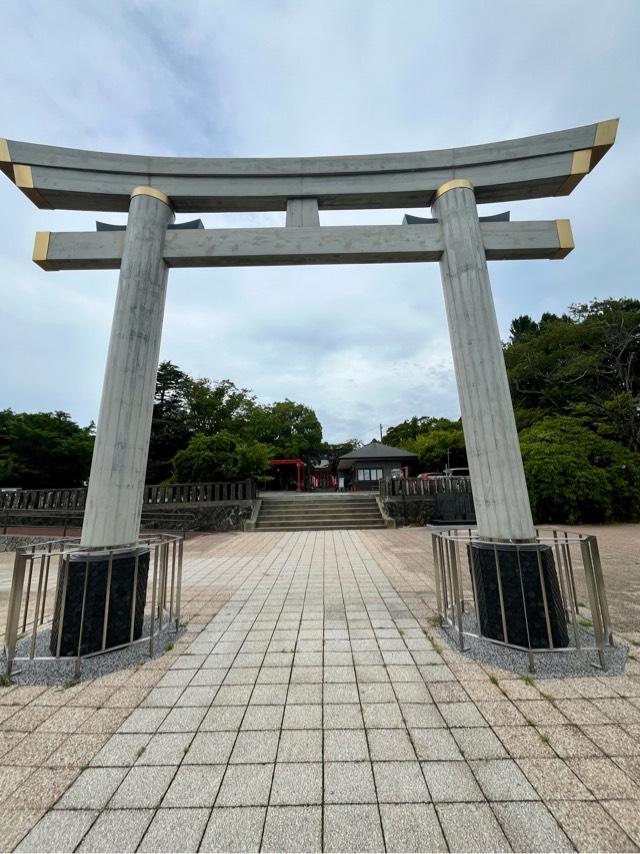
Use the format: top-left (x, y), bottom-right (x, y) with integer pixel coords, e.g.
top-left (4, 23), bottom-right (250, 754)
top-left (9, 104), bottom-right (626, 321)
top-left (431, 527), bottom-right (613, 672)
top-left (3, 533), bottom-right (183, 677)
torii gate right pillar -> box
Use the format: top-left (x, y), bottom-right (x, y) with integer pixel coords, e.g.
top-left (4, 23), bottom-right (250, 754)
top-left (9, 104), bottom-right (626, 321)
top-left (433, 179), bottom-right (568, 648)
top-left (433, 179), bottom-right (535, 541)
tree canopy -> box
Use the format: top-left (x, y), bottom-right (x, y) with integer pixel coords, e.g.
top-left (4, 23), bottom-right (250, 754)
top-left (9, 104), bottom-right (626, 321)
top-left (0, 410), bottom-right (94, 488)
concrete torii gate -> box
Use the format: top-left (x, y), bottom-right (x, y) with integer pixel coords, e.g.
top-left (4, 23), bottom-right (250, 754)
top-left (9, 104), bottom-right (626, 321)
top-left (0, 120), bottom-right (617, 563)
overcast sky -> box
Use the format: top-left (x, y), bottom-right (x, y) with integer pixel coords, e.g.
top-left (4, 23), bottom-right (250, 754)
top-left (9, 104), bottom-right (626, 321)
top-left (0, 0), bottom-right (638, 443)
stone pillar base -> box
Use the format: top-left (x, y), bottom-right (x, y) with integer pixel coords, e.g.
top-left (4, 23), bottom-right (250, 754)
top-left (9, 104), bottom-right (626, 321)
top-left (468, 542), bottom-right (569, 649)
top-left (50, 548), bottom-right (150, 657)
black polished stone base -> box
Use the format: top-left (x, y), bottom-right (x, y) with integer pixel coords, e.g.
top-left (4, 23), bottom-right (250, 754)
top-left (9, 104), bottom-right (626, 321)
top-left (468, 542), bottom-right (569, 649)
top-left (50, 548), bottom-right (150, 657)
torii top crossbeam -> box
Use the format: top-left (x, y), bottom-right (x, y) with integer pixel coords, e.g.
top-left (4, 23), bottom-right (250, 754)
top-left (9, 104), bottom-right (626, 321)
top-left (0, 119), bottom-right (617, 212)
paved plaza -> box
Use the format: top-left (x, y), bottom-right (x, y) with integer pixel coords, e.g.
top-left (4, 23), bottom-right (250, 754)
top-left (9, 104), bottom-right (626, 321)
top-left (1, 526), bottom-right (639, 852)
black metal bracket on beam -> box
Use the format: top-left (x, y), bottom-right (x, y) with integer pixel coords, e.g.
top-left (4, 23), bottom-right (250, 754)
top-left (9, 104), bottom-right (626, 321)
top-left (96, 220), bottom-right (205, 232)
top-left (403, 212), bottom-right (511, 225)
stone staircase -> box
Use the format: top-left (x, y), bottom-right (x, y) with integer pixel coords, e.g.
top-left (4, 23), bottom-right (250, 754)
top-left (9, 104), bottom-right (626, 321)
top-left (254, 493), bottom-right (387, 531)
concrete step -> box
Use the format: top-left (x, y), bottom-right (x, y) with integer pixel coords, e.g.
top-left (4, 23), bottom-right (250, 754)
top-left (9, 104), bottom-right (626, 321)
top-left (259, 514), bottom-right (384, 525)
top-left (254, 522), bottom-right (386, 531)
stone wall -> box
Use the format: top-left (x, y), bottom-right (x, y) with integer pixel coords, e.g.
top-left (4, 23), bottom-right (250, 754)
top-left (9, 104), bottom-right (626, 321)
top-left (0, 501), bottom-right (258, 536)
top-left (382, 493), bottom-right (475, 527)
top-left (0, 534), bottom-right (61, 553)
top-left (141, 501), bottom-right (256, 533)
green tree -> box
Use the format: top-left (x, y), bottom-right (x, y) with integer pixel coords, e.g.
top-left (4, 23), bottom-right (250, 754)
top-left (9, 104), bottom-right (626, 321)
top-left (147, 361), bottom-right (192, 483)
top-left (408, 419), bottom-right (467, 472)
top-left (172, 431), bottom-right (271, 483)
top-left (0, 410), bottom-right (94, 488)
top-left (382, 417), bottom-right (437, 447)
top-left (245, 400), bottom-right (322, 462)
top-left (520, 416), bottom-right (640, 524)
top-left (505, 298), bottom-right (640, 451)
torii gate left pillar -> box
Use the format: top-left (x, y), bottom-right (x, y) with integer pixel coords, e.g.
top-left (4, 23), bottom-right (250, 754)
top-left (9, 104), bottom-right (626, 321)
top-left (81, 187), bottom-right (174, 548)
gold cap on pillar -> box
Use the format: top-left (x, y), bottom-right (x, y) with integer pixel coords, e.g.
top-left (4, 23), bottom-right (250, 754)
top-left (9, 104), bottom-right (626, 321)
top-left (433, 179), bottom-right (474, 201)
top-left (130, 186), bottom-right (173, 208)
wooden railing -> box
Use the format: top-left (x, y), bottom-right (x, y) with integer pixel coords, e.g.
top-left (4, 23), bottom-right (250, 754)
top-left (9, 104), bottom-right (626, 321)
top-left (0, 479), bottom-right (257, 511)
top-left (380, 476), bottom-right (472, 499)
top-left (142, 480), bottom-right (256, 503)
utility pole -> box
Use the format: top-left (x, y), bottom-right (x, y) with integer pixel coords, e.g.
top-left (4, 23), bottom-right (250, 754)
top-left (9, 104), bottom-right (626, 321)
top-left (379, 424), bottom-right (383, 442)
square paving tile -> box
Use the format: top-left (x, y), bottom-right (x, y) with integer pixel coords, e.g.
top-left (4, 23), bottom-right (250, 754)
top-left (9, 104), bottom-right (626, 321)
top-left (277, 730), bottom-right (322, 762)
top-left (262, 805), bottom-right (322, 852)
top-left (55, 767), bottom-right (127, 810)
top-left (270, 762), bottom-right (322, 805)
top-left (380, 803), bottom-right (446, 852)
top-left (76, 808), bottom-right (153, 852)
top-left (437, 802), bottom-right (510, 852)
top-left (90, 733), bottom-right (151, 767)
top-left (324, 729), bottom-right (370, 762)
top-left (162, 764), bottom-right (225, 807)
top-left (470, 759), bottom-right (539, 801)
top-left (16, 809), bottom-right (98, 853)
top-left (231, 730), bottom-right (279, 764)
top-left (492, 801), bottom-right (572, 852)
top-left (136, 732), bottom-right (193, 765)
top-left (411, 728), bottom-right (462, 761)
top-left (373, 761), bottom-right (430, 803)
top-left (138, 806), bottom-right (209, 852)
top-left (200, 705), bottom-right (245, 732)
top-left (216, 763), bottom-right (274, 806)
top-left (184, 731), bottom-right (235, 764)
top-left (282, 704), bottom-right (322, 730)
top-left (362, 703), bottom-right (404, 728)
top-left (323, 804), bottom-right (384, 852)
top-left (517, 757), bottom-right (594, 801)
top-left (367, 728), bottom-right (415, 761)
top-left (325, 761), bottom-right (376, 804)
top-left (242, 705), bottom-right (284, 731)
top-left (421, 761), bottom-right (483, 802)
top-left (109, 765), bottom-right (176, 808)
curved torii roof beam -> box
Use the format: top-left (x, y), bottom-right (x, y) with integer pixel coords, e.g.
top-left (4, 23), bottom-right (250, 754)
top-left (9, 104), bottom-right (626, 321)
top-left (0, 120), bottom-right (618, 213)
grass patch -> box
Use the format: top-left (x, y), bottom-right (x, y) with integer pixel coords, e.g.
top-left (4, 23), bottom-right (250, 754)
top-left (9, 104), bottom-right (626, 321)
top-left (489, 674), bottom-right (500, 687)
top-left (578, 617), bottom-right (593, 628)
top-left (525, 717), bottom-right (536, 727)
top-left (62, 677), bottom-right (80, 690)
top-left (520, 674), bottom-right (536, 687)
top-left (0, 674), bottom-right (12, 687)
top-left (540, 733), bottom-right (551, 745)
top-left (165, 641), bottom-right (175, 652)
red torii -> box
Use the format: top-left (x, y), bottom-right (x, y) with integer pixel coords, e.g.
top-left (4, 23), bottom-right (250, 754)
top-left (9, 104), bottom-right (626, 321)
top-left (268, 459), bottom-right (305, 492)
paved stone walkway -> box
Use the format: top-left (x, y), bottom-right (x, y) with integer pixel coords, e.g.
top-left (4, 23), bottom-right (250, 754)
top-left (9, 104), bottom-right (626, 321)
top-left (3, 529), bottom-right (640, 851)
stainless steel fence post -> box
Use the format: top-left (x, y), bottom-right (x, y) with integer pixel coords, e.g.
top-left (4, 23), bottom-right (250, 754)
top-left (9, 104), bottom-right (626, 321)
top-left (5, 552), bottom-right (27, 676)
top-left (175, 537), bottom-right (183, 629)
top-left (515, 544), bottom-right (536, 673)
top-left (75, 561), bottom-right (90, 678)
top-left (580, 539), bottom-right (607, 671)
top-left (149, 545), bottom-right (159, 657)
top-left (102, 552), bottom-right (113, 651)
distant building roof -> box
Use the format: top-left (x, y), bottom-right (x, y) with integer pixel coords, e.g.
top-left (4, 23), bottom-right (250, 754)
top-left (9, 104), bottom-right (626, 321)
top-left (339, 439), bottom-right (418, 461)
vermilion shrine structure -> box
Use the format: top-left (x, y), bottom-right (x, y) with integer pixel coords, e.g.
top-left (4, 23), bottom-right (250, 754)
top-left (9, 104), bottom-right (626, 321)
top-left (0, 120), bottom-right (618, 653)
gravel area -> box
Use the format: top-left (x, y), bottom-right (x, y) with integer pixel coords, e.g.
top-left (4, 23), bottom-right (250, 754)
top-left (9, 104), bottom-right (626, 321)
top-left (0, 617), bottom-right (186, 686)
top-left (437, 607), bottom-right (628, 678)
